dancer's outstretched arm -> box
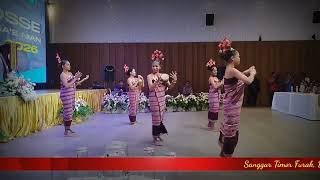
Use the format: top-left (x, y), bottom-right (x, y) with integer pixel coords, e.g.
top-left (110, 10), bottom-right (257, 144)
top-left (76, 75), bottom-right (89, 86)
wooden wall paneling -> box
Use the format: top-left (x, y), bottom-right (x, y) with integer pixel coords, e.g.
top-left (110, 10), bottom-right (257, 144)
top-left (108, 43), bottom-right (117, 88)
top-left (99, 44), bottom-right (109, 83)
top-left (191, 43), bottom-right (199, 93)
top-left (185, 43), bottom-right (194, 91)
top-left (136, 43), bottom-right (148, 94)
top-left (199, 42), bottom-right (207, 92)
top-left (177, 43), bottom-right (186, 94)
top-left (115, 43), bottom-right (125, 83)
top-left (169, 43), bottom-right (179, 95)
top-left (47, 41), bottom-right (320, 106)
top-left (259, 42), bottom-right (269, 106)
top-left (83, 43), bottom-right (100, 87)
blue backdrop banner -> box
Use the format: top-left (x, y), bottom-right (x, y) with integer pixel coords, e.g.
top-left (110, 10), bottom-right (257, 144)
top-left (0, 0), bottom-right (46, 83)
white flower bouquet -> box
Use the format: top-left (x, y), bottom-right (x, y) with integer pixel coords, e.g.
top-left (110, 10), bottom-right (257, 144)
top-left (73, 97), bottom-right (93, 118)
top-left (0, 71), bottom-right (37, 102)
top-left (117, 94), bottom-right (129, 111)
top-left (102, 93), bottom-right (129, 113)
top-left (174, 94), bottom-right (188, 111)
top-left (197, 92), bottom-right (209, 110)
top-left (101, 91), bottom-right (212, 113)
top-left (59, 97), bottom-right (93, 120)
top-left (102, 93), bottom-right (116, 112)
top-left (139, 92), bottom-right (149, 111)
top-left (186, 94), bottom-right (199, 111)
top-left (165, 94), bottom-right (176, 108)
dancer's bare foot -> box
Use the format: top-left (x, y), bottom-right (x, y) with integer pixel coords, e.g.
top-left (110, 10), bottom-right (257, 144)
top-left (219, 151), bottom-right (225, 157)
top-left (64, 131), bottom-right (73, 137)
top-left (68, 129), bottom-right (75, 133)
top-left (154, 141), bottom-right (163, 146)
top-left (219, 151), bottom-right (232, 158)
top-left (157, 136), bottom-right (164, 142)
top-left (209, 126), bottom-right (219, 132)
top-left (153, 138), bottom-right (163, 146)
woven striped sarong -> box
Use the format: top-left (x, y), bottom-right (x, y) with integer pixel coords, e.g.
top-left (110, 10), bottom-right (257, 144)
top-left (208, 85), bottom-right (219, 122)
top-left (60, 75), bottom-right (76, 126)
top-left (219, 77), bottom-right (245, 155)
top-left (128, 89), bottom-right (140, 123)
top-left (149, 84), bottom-right (167, 136)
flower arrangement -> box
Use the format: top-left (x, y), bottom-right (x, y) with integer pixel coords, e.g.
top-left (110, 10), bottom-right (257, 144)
top-left (165, 95), bottom-right (176, 108)
top-left (0, 71), bottom-right (37, 102)
top-left (59, 97), bottom-right (93, 120)
top-left (102, 93), bottom-right (116, 112)
top-left (186, 94), bottom-right (199, 110)
top-left (165, 93), bottom-right (210, 111)
top-left (73, 97), bottom-right (93, 118)
top-left (102, 91), bottom-right (214, 113)
top-left (197, 92), bottom-right (209, 110)
top-left (139, 92), bottom-right (149, 111)
top-left (102, 93), bottom-right (129, 113)
top-left (174, 94), bottom-right (188, 111)
top-left (103, 92), bottom-right (150, 113)
top-left (117, 94), bottom-right (129, 111)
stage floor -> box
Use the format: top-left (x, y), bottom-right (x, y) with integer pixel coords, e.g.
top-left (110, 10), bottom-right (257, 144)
top-left (1, 108), bottom-right (320, 180)
top-left (0, 107), bottom-right (319, 157)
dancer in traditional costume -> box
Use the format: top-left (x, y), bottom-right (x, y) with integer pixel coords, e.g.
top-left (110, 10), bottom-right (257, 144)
top-left (217, 39), bottom-right (256, 157)
top-left (57, 53), bottom-right (89, 136)
top-left (124, 64), bottom-right (144, 124)
top-left (206, 58), bottom-right (224, 131)
top-left (147, 50), bottom-right (177, 146)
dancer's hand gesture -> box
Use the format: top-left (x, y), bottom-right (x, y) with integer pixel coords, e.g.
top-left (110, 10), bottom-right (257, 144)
top-left (75, 71), bottom-right (82, 79)
top-left (251, 68), bottom-right (257, 75)
top-left (138, 75), bottom-right (143, 80)
top-left (170, 71), bottom-right (177, 82)
top-left (153, 76), bottom-right (161, 85)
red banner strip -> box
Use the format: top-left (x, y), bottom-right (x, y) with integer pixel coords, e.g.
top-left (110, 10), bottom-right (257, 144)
top-left (0, 158), bottom-right (320, 171)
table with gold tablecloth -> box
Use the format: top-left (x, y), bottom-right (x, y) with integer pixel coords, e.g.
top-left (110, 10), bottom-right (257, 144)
top-left (0, 89), bottom-right (106, 142)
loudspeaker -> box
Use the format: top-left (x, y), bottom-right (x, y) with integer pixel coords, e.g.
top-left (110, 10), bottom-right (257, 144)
top-left (104, 65), bottom-right (115, 82)
top-left (313, 11), bottom-right (320, 23)
top-left (206, 14), bottom-right (214, 26)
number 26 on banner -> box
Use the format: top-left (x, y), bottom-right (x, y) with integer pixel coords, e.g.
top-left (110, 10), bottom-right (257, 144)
top-left (5, 40), bottom-right (39, 54)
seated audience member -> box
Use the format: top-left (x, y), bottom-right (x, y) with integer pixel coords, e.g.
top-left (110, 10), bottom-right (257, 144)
top-left (92, 81), bottom-right (104, 89)
top-left (247, 76), bottom-right (260, 106)
top-left (267, 72), bottom-right (280, 105)
top-left (113, 80), bottom-right (127, 95)
top-left (182, 81), bottom-right (193, 96)
top-left (283, 72), bottom-right (294, 92)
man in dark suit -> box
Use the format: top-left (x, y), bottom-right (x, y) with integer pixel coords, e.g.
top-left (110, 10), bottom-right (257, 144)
top-left (247, 77), bottom-right (260, 106)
